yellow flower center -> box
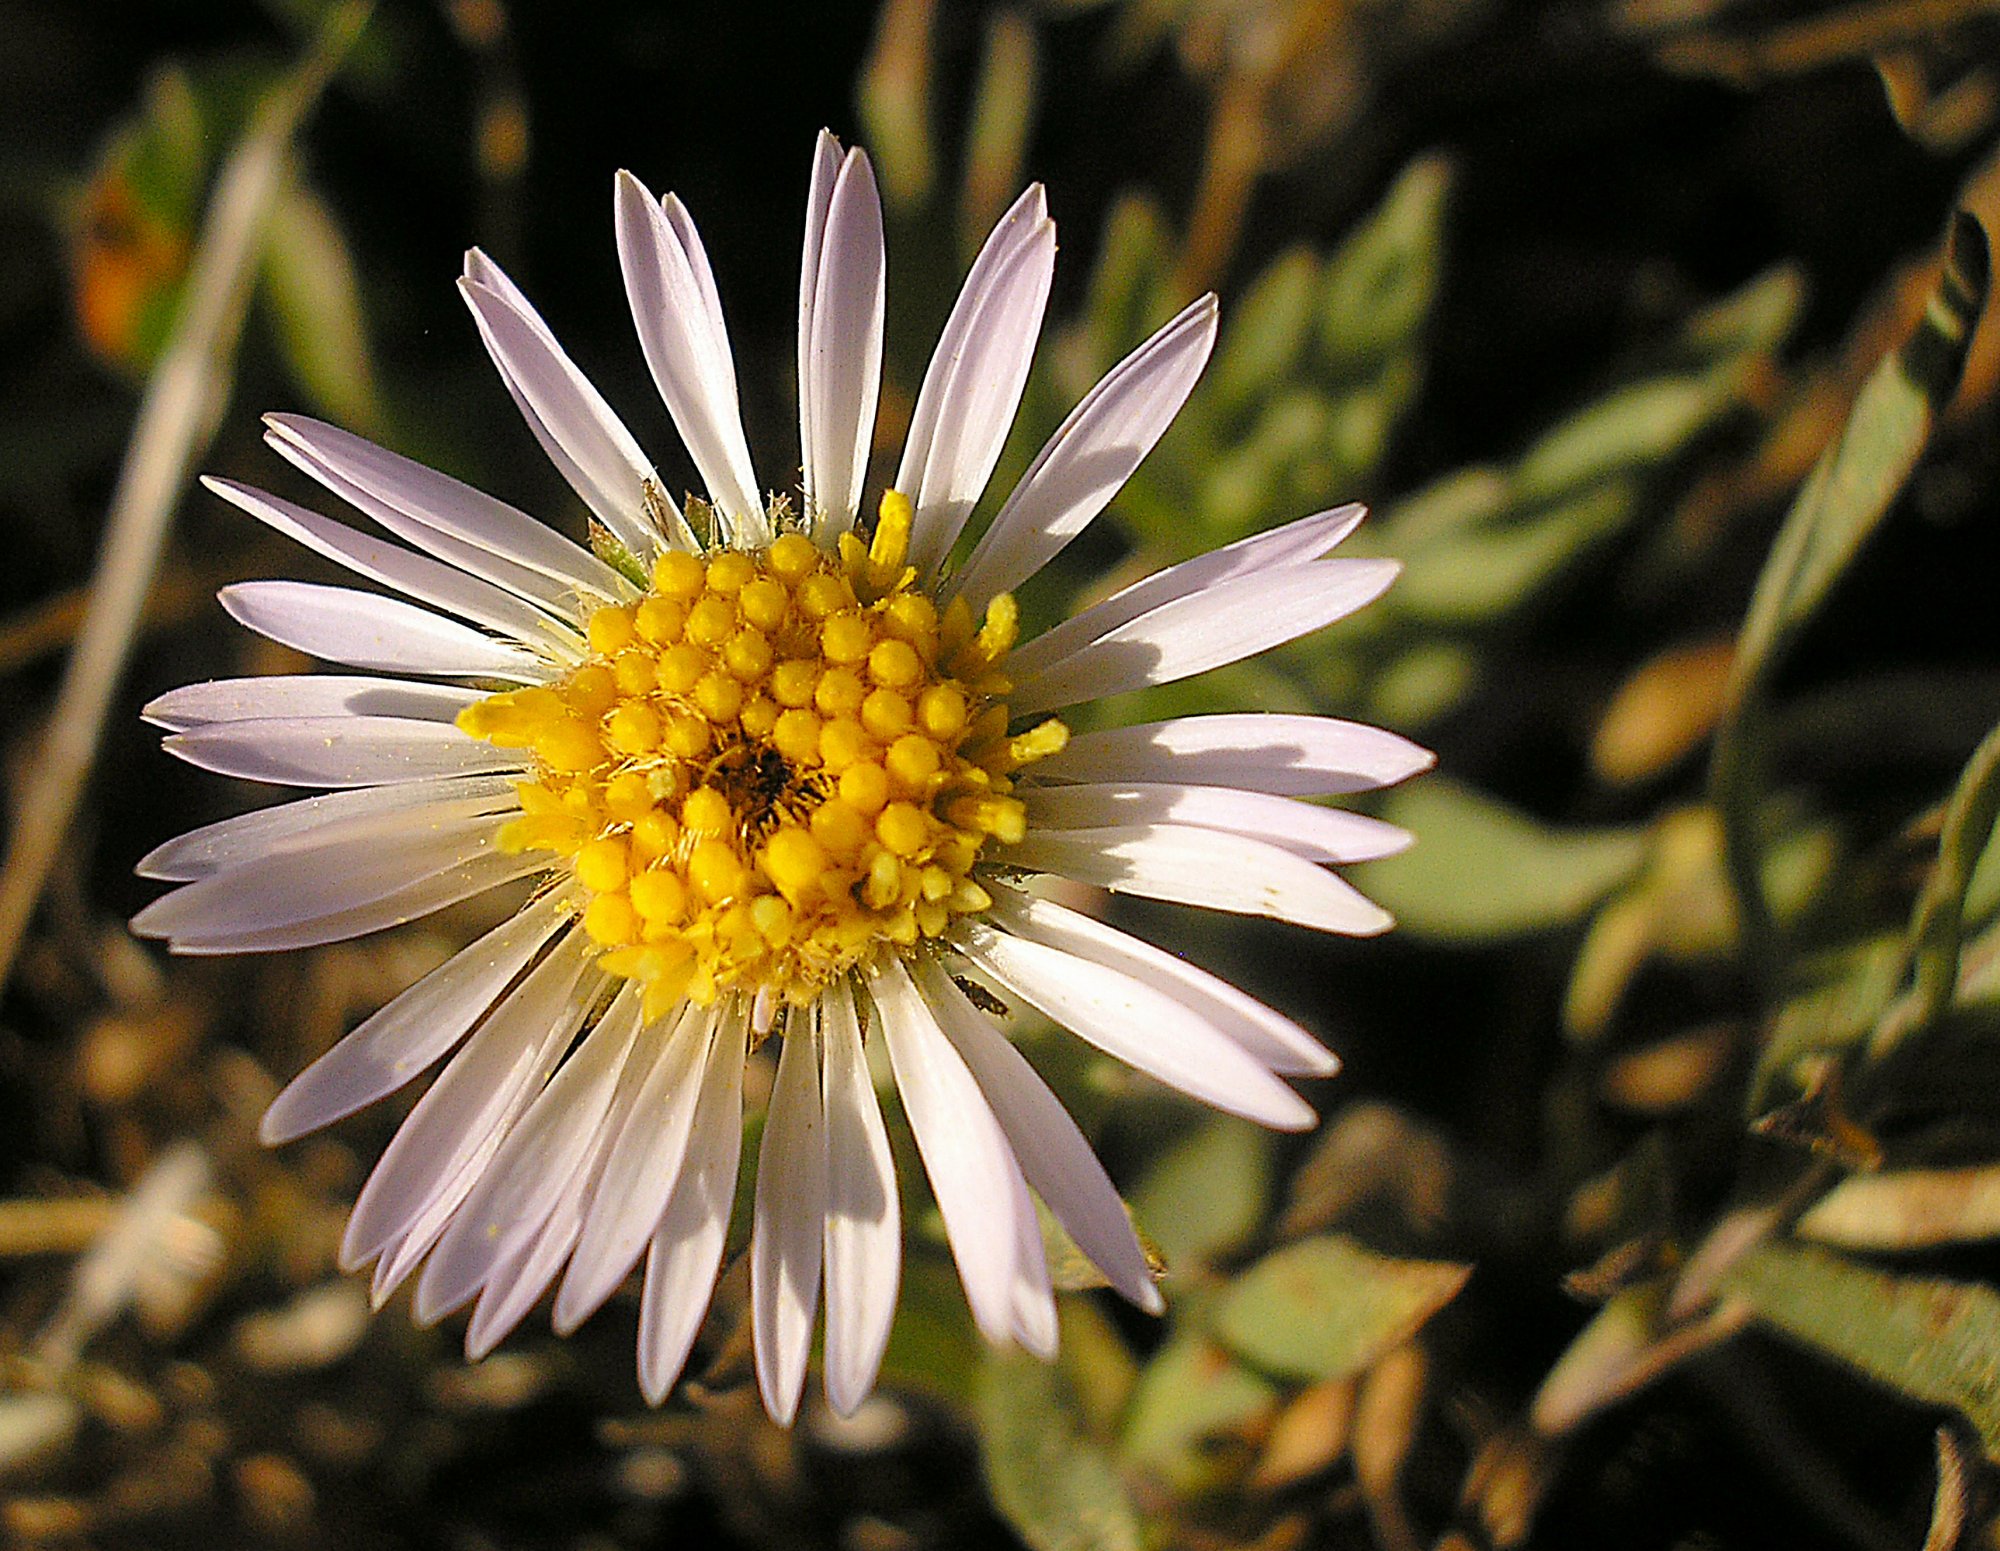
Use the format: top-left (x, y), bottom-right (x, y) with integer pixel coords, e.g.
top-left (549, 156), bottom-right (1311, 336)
top-left (456, 492), bottom-right (1067, 1024)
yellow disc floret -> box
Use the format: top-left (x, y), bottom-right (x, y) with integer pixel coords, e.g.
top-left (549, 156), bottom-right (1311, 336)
top-left (458, 491), bottom-right (1066, 1024)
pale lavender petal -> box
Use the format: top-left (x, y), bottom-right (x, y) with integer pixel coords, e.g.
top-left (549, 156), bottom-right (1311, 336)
top-left (1006, 503), bottom-right (1365, 681)
top-left (460, 258), bottom-right (682, 560)
top-left (912, 958), bottom-right (1159, 1312)
top-left (218, 581), bottom-right (542, 681)
top-left (132, 810), bottom-right (510, 942)
top-left (203, 478), bottom-right (574, 650)
top-left (952, 921), bottom-right (1317, 1130)
top-left (1029, 712), bottom-right (1436, 796)
top-left (340, 931), bottom-right (598, 1270)
top-left (1021, 781), bottom-right (1411, 863)
top-left (1001, 822), bottom-right (1393, 937)
top-left (636, 1007), bottom-right (747, 1405)
top-left (615, 172), bottom-right (765, 537)
top-left (982, 883), bottom-right (1336, 1077)
top-left (752, 1010), bottom-right (826, 1425)
top-left (818, 978), bottom-right (898, 1415)
top-left (138, 773), bottom-right (517, 882)
top-left (555, 1002), bottom-right (712, 1333)
top-left (898, 186), bottom-right (1054, 579)
top-left (143, 675), bottom-right (480, 733)
top-left (948, 295), bottom-right (1217, 608)
top-left (1004, 1162), bottom-right (1058, 1360)
top-left (868, 956), bottom-right (1021, 1346)
top-left (800, 147), bottom-right (884, 539)
top-left (418, 986), bottom-right (644, 1320)
top-left (1008, 560), bottom-right (1401, 717)
top-left (163, 715), bottom-right (524, 788)
top-left (263, 415), bottom-right (621, 611)
top-left (260, 890), bottom-right (573, 1144)
top-left (165, 849), bottom-right (544, 955)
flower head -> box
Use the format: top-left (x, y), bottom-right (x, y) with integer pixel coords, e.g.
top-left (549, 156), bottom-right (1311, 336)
top-left (136, 133), bottom-right (1431, 1422)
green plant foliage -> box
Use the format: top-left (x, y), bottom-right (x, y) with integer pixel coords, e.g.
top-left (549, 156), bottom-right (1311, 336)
top-left (978, 1346), bottom-right (1144, 1551)
top-left (1723, 1242), bottom-right (2000, 1459)
top-left (1214, 1235), bottom-right (1469, 1382)
top-left (1119, 1333), bottom-right (1277, 1476)
top-left (1130, 1114), bottom-right (1273, 1272)
top-left (261, 182), bottom-right (380, 430)
top-left (1357, 778), bottom-right (1650, 940)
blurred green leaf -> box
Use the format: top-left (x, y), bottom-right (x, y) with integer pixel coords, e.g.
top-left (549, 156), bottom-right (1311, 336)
top-left (1675, 264), bottom-right (1805, 363)
top-left (1870, 716), bottom-right (2000, 1066)
top-left (1215, 1235), bottom-right (1468, 1382)
top-left (877, 1255), bottom-right (981, 1403)
top-left (858, 0), bottom-right (937, 210)
top-left (1357, 779), bottom-right (1649, 940)
top-left (979, 1346), bottom-right (1143, 1551)
top-left (960, 9), bottom-right (1039, 263)
top-left (1367, 641), bottom-right (1479, 729)
top-left (1723, 1241), bottom-right (2000, 1459)
top-left (1730, 216), bottom-right (1987, 694)
top-left (1120, 1333), bottom-right (1276, 1473)
top-left (1377, 466), bottom-right (1510, 549)
top-left (1131, 1115), bottom-right (1272, 1273)
top-left (1713, 214), bottom-right (1989, 954)
top-left (1751, 936), bottom-right (1903, 1114)
top-left (261, 181), bottom-right (380, 430)
top-left (1393, 482), bottom-right (1636, 625)
top-left (1208, 246), bottom-right (1320, 419)
top-left (1316, 155), bottom-right (1450, 377)
top-left (1511, 372), bottom-right (1738, 504)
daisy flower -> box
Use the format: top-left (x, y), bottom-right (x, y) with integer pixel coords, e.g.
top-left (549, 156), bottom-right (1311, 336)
top-left (135, 133), bottom-right (1430, 1423)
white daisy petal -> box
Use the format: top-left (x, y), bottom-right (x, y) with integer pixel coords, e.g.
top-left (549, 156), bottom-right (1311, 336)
top-left (260, 890), bottom-right (572, 1144)
top-left (1004, 1162), bottom-right (1059, 1359)
top-left (163, 715), bottom-right (524, 788)
top-left (818, 978), bottom-right (899, 1416)
top-left (1021, 781), bottom-right (1410, 863)
top-left (898, 186), bottom-right (1055, 580)
top-left (340, 930), bottom-right (598, 1270)
top-left (983, 883), bottom-right (1337, 1078)
top-left (948, 294), bottom-right (1218, 608)
top-left (143, 675), bottom-right (481, 733)
top-left (132, 810), bottom-right (509, 943)
top-left (555, 1002), bottom-right (712, 1333)
top-left (796, 130), bottom-right (841, 528)
top-left (662, 194), bottom-right (732, 374)
top-left (752, 1010), bottom-right (827, 1426)
top-left (460, 259), bottom-right (680, 560)
top-left (165, 851), bottom-right (544, 957)
top-left (953, 920), bottom-right (1317, 1130)
top-left (1009, 559), bottom-right (1401, 716)
top-left (912, 958), bottom-right (1160, 1312)
top-left (138, 773), bottom-right (517, 881)
top-left (218, 581), bottom-right (542, 682)
top-left (1006, 503), bottom-right (1365, 681)
top-left (868, 955), bottom-right (1022, 1347)
top-left (263, 414), bottom-right (624, 603)
top-left (615, 172), bottom-right (766, 539)
top-left (800, 146), bottom-right (885, 538)
top-left (636, 1007), bottom-right (748, 1405)
top-left (462, 1005), bottom-right (667, 1357)
top-left (202, 478), bottom-right (576, 651)
top-left (1029, 711), bottom-right (1436, 795)
top-left (463, 1205), bottom-right (579, 1359)
top-left (418, 986), bottom-right (645, 1321)
top-left (1002, 822), bottom-right (1394, 937)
